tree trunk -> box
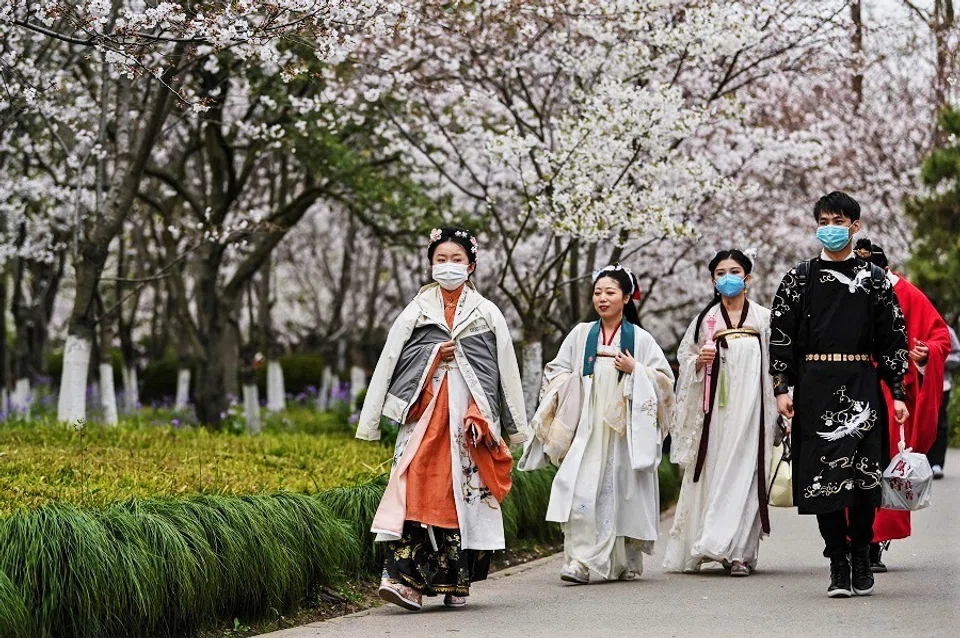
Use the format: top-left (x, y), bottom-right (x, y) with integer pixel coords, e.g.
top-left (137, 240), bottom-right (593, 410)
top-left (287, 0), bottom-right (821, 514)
top-left (317, 365), bottom-right (334, 411)
top-left (11, 378), bottom-right (31, 417)
top-left (242, 383), bottom-right (261, 434)
top-left (98, 293), bottom-right (119, 425)
top-left (122, 364), bottom-right (139, 413)
top-left (851, 1), bottom-right (864, 108)
top-left (99, 362), bottom-right (119, 425)
top-left (257, 259), bottom-right (286, 413)
top-left (57, 332), bottom-right (93, 423)
top-left (349, 364), bottom-right (367, 407)
top-left (520, 327), bottom-right (544, 419)
top-left (266, 360), bottom-right (286, 412)
top-left (194, 313), bottom-right (229, 427)
top-left (175, 366), bottom-right (191, 410)
top-left (116, 227), bottom-right (142, 413)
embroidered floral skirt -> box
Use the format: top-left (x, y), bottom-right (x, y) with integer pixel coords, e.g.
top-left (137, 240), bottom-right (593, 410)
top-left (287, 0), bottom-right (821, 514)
top-left (383, 521), bottom-right (492, 596)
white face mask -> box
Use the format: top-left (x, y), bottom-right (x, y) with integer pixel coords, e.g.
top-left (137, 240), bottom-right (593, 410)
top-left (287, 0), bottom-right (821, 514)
top-left (432, 263), bottom-right (470, 291)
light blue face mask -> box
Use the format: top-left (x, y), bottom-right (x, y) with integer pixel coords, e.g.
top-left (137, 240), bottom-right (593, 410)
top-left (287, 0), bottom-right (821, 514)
top-left (715, 273), bottom-right (746, 298)
top-left (816, 225), bottom-right (851, 252)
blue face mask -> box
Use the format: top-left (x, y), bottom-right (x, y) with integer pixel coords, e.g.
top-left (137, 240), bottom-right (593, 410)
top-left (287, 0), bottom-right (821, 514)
top-left (715, 274), bottom-right (746, 298)
top-left (816, 225), bottom-right (851, 252)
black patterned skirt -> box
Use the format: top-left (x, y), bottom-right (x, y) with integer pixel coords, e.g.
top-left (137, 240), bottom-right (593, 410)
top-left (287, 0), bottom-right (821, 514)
top-left (383, 521), bottom-right (492, 596)
top-left (793, 361), bottom-right (886, 515)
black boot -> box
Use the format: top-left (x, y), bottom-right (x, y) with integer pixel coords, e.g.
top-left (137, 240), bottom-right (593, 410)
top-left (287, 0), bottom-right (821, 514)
top-left (827, 554), bottom-right (852, 598)
top-left (869, 542), bottom-right (887, 573)
top-left (851, 548), bottom-right (875, 596)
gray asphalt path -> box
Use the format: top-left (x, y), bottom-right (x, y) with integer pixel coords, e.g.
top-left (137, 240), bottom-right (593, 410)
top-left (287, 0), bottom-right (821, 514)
top-left (266, 449), bottom-right (960, 638)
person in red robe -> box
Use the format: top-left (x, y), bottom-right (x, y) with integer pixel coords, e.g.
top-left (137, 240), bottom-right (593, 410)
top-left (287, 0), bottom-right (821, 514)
top-left (855, 239), bottom-right (951, 572)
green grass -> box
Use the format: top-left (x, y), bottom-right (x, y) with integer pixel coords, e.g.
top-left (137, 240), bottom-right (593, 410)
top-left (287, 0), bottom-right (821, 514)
top-left (0, 419), bottom-right (391, 515)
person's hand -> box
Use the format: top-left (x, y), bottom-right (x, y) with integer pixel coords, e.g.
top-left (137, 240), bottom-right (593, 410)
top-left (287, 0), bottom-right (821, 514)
top-left (776, 394), bottom-right (795, 418)
top-left (698, 344), bottom-right (717, 366)
top-left (614, 350), bottom-right (636, 374)
top-left (439, 340), bottom-right (456, 362)
top-left (894, 400), bottom-right (909, 425)
top-left (909, 340), bottom-right (929, 366)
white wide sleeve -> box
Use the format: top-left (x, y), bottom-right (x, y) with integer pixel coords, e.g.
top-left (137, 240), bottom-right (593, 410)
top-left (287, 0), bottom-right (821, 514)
top-left (626, 329), bottom-right (676, 471)
top-left (669, 316), bottom-right (707, 468)
top-left (491, 307), bottom-right (529, 444)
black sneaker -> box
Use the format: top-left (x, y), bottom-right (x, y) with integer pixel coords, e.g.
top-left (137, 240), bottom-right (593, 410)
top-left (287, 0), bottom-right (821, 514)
top-left (851, 548), bottom-right (875, 596)
top-left (827, 555), bottom-right (852, 598)
top-left (869, 542), bottom-right (887, 573)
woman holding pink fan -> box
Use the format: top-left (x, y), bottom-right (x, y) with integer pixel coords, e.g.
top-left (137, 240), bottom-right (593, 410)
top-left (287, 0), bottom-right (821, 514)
top-left (663, 250), bottom-right (777, 577)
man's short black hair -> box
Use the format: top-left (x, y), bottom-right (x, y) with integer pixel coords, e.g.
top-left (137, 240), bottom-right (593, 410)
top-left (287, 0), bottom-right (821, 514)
top-left (813, 191), bottom-right (861, 221)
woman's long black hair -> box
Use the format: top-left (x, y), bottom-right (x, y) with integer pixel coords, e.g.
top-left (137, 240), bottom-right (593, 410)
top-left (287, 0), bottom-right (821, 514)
top-left (593, 266), bottom-right (641, 326)
top-left (693, 250), bottom-right (754, 341)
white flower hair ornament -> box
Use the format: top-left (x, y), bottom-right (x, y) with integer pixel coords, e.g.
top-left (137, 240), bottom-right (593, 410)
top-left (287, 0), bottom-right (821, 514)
top-left (427, 227), bottom-right (479, 262)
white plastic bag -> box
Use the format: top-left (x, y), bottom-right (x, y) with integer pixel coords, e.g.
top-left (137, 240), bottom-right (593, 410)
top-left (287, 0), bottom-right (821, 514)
top-left (881, 424), bottom-right (933, 511)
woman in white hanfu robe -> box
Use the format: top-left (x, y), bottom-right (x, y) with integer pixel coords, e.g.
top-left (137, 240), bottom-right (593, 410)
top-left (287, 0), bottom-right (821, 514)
top-left (663, 250), bottom-right (777, 576)
top-left (521, 265), bottom-right (675, 584)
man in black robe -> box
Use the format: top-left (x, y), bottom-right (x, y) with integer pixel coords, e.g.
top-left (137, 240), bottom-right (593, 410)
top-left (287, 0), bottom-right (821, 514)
top-left (770, 191), bottom-right (909, 599)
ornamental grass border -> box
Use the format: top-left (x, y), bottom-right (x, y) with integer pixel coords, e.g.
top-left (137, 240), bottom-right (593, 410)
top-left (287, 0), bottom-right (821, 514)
top-left (0, 465), bottom-right (581, 638)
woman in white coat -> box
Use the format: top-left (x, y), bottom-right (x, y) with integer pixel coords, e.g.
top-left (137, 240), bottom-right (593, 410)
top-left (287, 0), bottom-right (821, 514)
top-left (521, 264), bottom-right (675, 584)
top-left (663, 249), bottom-right (777, 576)
top-left (357, 227), bottom-right (527, 610)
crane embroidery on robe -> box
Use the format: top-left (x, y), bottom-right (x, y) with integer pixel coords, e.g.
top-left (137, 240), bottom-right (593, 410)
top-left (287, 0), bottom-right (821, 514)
top-left (817, 386), bottom-right (876, 441)
top-left (820, 268), bottom-right (871, 294)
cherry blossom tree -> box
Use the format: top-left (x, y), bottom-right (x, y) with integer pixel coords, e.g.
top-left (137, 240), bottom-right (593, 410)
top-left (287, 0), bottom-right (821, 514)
top-left (2, 0), bottom-right (408, 423)
top-left (338, 0), bottom-right (865, 413)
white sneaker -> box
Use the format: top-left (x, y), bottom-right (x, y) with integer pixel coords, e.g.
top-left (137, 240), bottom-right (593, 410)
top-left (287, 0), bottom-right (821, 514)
top-left (560, 562), bottom-right (589, 584)
top-left (932, 465), bottom-right (944, 479)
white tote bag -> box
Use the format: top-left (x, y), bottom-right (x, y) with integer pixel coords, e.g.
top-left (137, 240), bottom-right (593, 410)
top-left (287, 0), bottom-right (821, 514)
top-left (881, 424), bottom-right (933, 511)
top-left (768, 439), bottom-right (793, 508)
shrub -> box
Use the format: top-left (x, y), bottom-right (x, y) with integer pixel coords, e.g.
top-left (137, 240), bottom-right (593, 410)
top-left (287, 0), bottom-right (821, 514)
top-left (0, 493), bottom-right (358, 638)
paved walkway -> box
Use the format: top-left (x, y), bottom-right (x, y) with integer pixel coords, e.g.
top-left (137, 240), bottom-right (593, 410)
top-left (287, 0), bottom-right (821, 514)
top-left (267, 449), bottom-right (960, 637)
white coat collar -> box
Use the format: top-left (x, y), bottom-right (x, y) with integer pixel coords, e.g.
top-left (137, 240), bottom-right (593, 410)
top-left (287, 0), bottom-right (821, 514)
top-left (415, 282), bottom-right (484, 336)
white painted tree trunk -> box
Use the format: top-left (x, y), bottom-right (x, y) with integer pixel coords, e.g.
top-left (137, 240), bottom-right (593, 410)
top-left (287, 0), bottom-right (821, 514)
top-left (57, 334), bottom-right (92, 423)
top-left (266, 360), bottom-right (286, 412)
top-left (0, 387), bottom-right (7, 417)
top-left (175, 368), bottom-right (191, 410)
top-left (243, 383), bottom-right (261, 434)
top-left (317, 365), bottom-right (333, 411)
top-left (521, 340), bottom-right (544, 420)
top-left (99, 363), bottom-right (119, 426)
top-left (122, 365), bottom-right (139, 412)
top-left (11, 378), bottom-right (31, 416)
top-left (349, 365), bottom-right (367, 406)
